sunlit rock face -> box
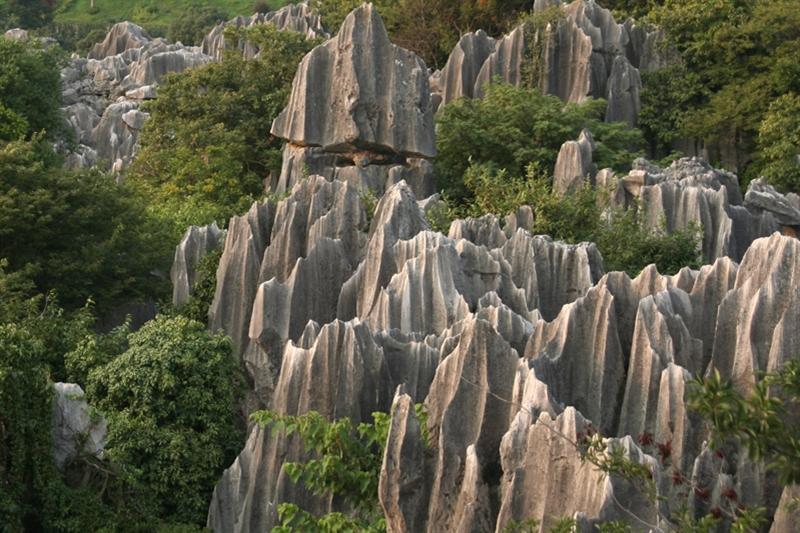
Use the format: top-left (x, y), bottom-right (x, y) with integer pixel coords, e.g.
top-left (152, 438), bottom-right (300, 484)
top-left (197, 4), bottom-right (800, 532)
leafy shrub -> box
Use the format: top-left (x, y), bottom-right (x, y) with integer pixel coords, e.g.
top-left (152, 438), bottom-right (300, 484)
top-left (175, 248), bottom-right (223, 324)
top-left (0, 38), bottom-right (65, 142)
top-left (755, 93), bottom-right (800, 193)
top-left (253, 404), bottom-right (428, 531)
top-left (128, 25), bottom-right (319, 235)
top-left (0, 138), bottom-right (171, 312)
top-left (86, 315), bottom-right (244, 525)
top-left (689, 362), bottom-right (800, 485)
top-left (435, 82), bottom-right (643, 202)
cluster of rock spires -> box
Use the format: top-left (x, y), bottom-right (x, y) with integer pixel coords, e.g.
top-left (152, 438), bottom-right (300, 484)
top-left (54, 2), bottom-right (326, 172)
top-left (154, 5), bottom-right (800, 532)
top-left (14, 0), bottom-right (796, 528)
top-left (551, 129), bottom-right (800, 262)
top-left (430, 0), bottom-right (664, 127)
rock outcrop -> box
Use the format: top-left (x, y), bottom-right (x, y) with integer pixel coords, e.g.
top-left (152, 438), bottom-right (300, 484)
top-left (63, 3), bottom-right (324, 173)
top-left (433, 0), bottom-right (655, 127)
top-left (171, 223), bottom-right (226, 307)
top-left (52, 383), bottom-right (107, 470)
top-left (202, 2), bottom-right (328, 60)
top-left (270, 4), bottom-right (436, 197)
top-left (553, 128), bottom-right (596, 195)
top-left (205, 5), bottom-right (799, 532)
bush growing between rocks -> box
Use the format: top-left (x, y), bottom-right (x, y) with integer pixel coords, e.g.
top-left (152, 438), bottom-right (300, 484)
top-left (435, 83), bottom-right (643, 202)
top-left (453, 162), bottom-right (701, 276)
top-left (0, 138), bottom-right (172, 313)
top-left (128, 25), bottom-right (319, 237)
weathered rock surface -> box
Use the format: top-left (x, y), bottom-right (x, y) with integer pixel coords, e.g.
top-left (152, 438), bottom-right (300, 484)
top-left (271, 4), bottom-right (435, 159)
top-left (171, 223), bottom-right (226, 307)
top-left (63, 2), bottom-right (322, 173)
top-left (434, 30), bottom-right (496, 109)
top-left (52, 383), bottom-right (107, 470)
top-left (88, 21), bottom-right (151, 59)
top-left (433, 0), bottom-right (662, 127)
top-left (744, 178), bottom-right (800, 227)
top-left (612, 156), bottom-right (781, 262)
top-left (496, 408), bottom-right (660, 532)
top-left (202, 2), bottom-right (328, 60)
top-left (553, 128), bottom-right (596, 195)
top-left (206, 6), bottom-right (800, 532)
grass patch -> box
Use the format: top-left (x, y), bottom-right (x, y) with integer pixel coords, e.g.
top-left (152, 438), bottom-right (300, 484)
top-left (53, 0), bottom-right (296, 32)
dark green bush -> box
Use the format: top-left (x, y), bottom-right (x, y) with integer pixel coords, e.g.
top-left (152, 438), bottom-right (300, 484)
top-left (0, 138), bottom-right (172, 312)
top-left (86, 315), bottom-right (244, 525)
top-left (435, 82), bottom-right (643, 202)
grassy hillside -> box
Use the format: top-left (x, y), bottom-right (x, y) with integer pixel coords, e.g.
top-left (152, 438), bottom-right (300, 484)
top-left (53, 0), bottom-right (293, 32)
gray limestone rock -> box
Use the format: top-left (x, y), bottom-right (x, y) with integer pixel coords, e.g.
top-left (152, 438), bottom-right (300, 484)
top-left (448, 214), bottom-right (507, 250)
top-left (209, 316), bottom-right (435, 532)
top-left (525, 284), bottom-right (625, 435)
top-left (710, 233), bottom-right (800, 393)
top-left (618, 290), bottom-right (701, 439)
top-left (744, 178), bottom-right (800, 227)
top-left (605, 54), bottom-right (641, 127)
top-left (501, 230), bottom-right (604, 320)
top-left (553, 129), bottom-right (596, 195)
top-left (209, 200), bottom-right (277, 358)
top-left (91, 100), bottom-right (143, 172)
top-left (474, 25), bottom-right (527, 99)
top-left (120, 47), bottom-right (211, 91)
top-left (271, 4), bottom-right (435, 159)
top-left (496, 407), bottom-right (661, 532)
top-left (202, 2), bottom-right (327, 60)
top-left (3, 28), bottom-right (28, 41)
top-left (171, 223), bottom-right (226, 307)
top-left (435, 30), bottom-right (496, 109)
top-left (88, 22), bottom-right (151, 60)
top-left (379, 386), bottom-right (428, 533)
top-left (52, 383), bottom-right (106, 470)
top-left (338, 181), bottom-right (429, 321)
top-left (771, 485), bottom-right (800, 533)
top-left (421, 317), bottom-right (521, 532)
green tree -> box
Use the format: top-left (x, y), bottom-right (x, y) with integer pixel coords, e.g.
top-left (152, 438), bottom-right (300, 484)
top-left (755, 93), bottom-right (800, 193)
top-left (166, 6), bottom-right (226, 46)
top-left (128, 25), bottom-right (319, 235)
top-left (0, 37), bottom-right (64, 141)
top-left (0, 322), bottom-right (60, 530)
top-left (313, 0), bottom-right (531, 68)
top-left (645, 0), bottom-right (800, 186)
top-left (0, 0), bottom-right (54, 31)
top-left (0, 138), bottom-right (171, 312)
top-left (435, 82), bottom-right (643, 202)
top-left (689, 362), bottom-right (800, 485)
top-left (86, 315), bottom-right (244, 525)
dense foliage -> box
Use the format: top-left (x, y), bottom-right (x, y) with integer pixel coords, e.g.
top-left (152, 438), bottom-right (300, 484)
top-left (0, 138), bottom-right (171, 312)
top-left (0, 37), bottom-right (64, 142)
top-left (643, 0), bottom-right (800, 191)
top-left (83, 315), bottom-right (243, 525)
top-left (166, 5), bottom-right (226, 45)
top-left (313, 0), bottom-right (534, 67)
top-left (0, 0), bottom-right (55, 31)
top-left (690, 363), bottom-right (800, 485)
top-left (435, 83), bottom-right (643, 202)
top-left (128, 24), bottom-right (318, 234)
top-left (252, 404), bottom-right (428, 531)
